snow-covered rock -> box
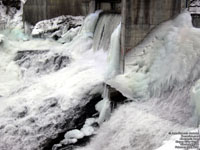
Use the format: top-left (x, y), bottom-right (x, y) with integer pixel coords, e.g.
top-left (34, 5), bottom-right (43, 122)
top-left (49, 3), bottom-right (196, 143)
top-left (81, 126), bottom-right (95, 136)
top-left (14, 50), bottom-right (70, 77)
top-left (58, 26), bottom-right (81, 44)
top-left (64, 129), bottom-right (84, 140)
top-left (32, 15), bottom-right (84, 40)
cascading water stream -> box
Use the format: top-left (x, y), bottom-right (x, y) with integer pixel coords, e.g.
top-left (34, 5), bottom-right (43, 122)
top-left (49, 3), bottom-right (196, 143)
top-left (93, 13), bottom-right (121, 51)
top-left (97, 23), bottom-right (121, 125)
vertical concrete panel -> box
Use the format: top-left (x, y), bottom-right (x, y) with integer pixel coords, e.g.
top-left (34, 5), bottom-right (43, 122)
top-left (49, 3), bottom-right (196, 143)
top-left (24, 0), bottom-right (89, 25)
top-left (123, 0), bottom-right (185, 50)
top-left (23, 0), bottom-right (46, 25)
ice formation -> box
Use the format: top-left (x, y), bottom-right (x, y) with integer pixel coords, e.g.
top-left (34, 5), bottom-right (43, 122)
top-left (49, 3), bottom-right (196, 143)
top-left (76, 11), bottom-right (200, 150)
top-left (106, 23), bottom-right (121, 79)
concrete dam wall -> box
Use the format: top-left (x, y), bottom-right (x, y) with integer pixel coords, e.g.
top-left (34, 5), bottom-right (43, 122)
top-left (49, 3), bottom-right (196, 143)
top-left (23, 0), bottom-right (121, 25)
top-left (23, 0), bottom-right (189, 51)
top-left (121, 0), bottom-right (187, 51)
top-left (23, 0), bottom-right (91, 25)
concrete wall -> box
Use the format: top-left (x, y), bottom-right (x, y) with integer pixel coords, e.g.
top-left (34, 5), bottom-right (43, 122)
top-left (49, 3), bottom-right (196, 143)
top-left (23, 0), bottom-right (91, 25)
top-left (121, 0), bottom-right (187, 50)
top-left (23, 0), bottom-right (122, 25)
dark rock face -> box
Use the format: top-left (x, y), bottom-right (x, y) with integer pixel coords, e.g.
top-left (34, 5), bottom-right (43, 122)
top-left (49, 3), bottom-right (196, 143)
top-left (14, 50), bottom-right (70, 76)
top-left (0, 84), bottom-right (103, 150)
top-left (1, 0), bottom-right (21, 10)
top-left (42, 93), bottom-right (102, 150)
top-left (23, 0), bottom-right (88, 25)
top-left (192, 14), bottom-right (200, 28)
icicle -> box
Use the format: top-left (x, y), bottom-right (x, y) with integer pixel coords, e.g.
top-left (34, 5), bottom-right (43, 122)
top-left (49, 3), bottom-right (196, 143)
top-left (95, 23), bottom-right (122, 125)
top-left (95, 85), bottom-right (111, 125)
top-left (105, 23), bottom-right (121, 79)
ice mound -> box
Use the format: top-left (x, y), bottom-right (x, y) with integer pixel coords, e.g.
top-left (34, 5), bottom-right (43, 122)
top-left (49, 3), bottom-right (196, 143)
top-left (108, 12), bottom-right (199, 100)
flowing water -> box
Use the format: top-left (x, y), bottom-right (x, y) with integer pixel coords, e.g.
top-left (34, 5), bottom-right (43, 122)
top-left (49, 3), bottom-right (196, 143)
top-left (93, 12), bottom-right (121, 51)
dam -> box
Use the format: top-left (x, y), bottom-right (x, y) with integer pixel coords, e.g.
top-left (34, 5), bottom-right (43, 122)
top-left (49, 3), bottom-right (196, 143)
top-left (23, 0), bottom-right (197, 50)
top-left (1, 0), bottom-right (200, 150)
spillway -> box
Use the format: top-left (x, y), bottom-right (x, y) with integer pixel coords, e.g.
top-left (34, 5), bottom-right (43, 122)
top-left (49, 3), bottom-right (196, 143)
top-left (93, 12), bottom-right (121, 51)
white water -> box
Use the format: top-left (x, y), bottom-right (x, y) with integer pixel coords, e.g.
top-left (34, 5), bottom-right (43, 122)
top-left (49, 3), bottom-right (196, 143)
top-left (93, 13), bottom-right (121, 51)
top-left (0, 11), bottom-right (108, 150)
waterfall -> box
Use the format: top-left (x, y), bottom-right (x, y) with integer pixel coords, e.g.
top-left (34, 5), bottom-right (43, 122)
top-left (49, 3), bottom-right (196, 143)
top-left (93, 13), bottom-right (121, 51)
top-left (96, 85), bottom-right (111, 125)
top-left (96, 21), bottom-right (121, 125)
top-left (105, 23), bottom-right (121, 79)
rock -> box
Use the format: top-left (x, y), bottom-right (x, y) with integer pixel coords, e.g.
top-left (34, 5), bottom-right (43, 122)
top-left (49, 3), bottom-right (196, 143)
top-left (58, 27), bottom-right (81, 44)
top-left (64, 129), bottom-right (84, 140)
top-left (2, 0), bottom-right (21, 10)
top-left (81, 126), bottom-right (95, 136)
top-left (14, 50), bottom-right (70, 76)
top-left (32, 15), bottom-right (84, 40)
top-left (84, 118), bottom-right (96, 126)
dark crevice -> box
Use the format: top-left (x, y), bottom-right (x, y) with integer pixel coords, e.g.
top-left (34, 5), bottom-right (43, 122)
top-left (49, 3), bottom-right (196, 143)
top-left (42, 93), bottom-right (102, 150)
